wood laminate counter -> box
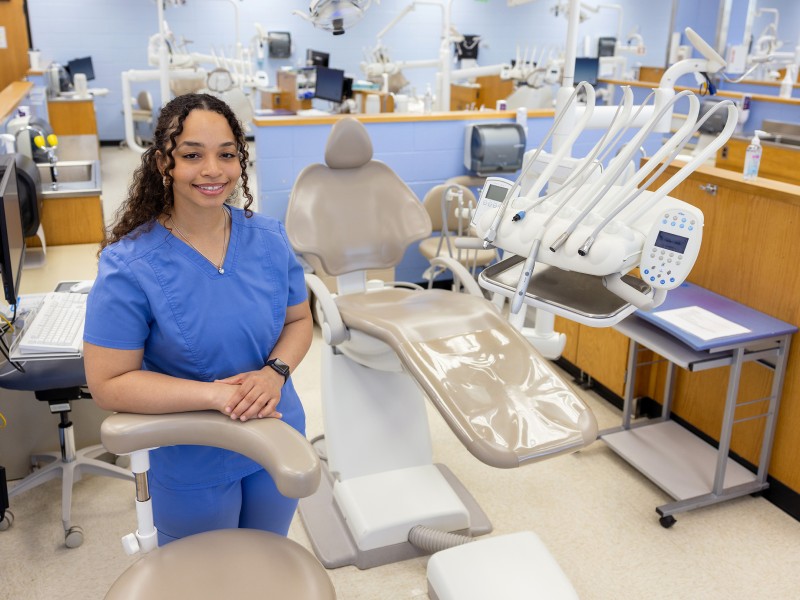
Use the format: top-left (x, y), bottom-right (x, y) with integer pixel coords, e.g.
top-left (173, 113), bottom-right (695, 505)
top-left (0, 80), bottom-right (33, 122)
top-left (599, 78), bottom-right (800, 106)
top-left (253, 108), bottom-right (554, 127)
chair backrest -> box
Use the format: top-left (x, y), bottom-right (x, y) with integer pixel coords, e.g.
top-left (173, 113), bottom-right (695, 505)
top-left (422, 183), bottom-right (478, 233)
top-left (136, 90), bottom-right (153, 112)
top-left (286, 117), bottom-right (431, 277)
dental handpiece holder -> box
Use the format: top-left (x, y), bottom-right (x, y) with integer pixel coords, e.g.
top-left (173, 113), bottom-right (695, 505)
top-left (475, 181), bottom-right (703, 326)
top-left (473, 92), bottom-right (735, 327)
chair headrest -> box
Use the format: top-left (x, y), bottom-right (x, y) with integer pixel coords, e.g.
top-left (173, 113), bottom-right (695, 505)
top-left (325, 117), bottom-right (373, 169)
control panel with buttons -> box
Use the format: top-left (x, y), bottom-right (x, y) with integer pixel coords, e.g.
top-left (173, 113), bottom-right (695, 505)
top-left (640, 207), bottom-right (703, 290)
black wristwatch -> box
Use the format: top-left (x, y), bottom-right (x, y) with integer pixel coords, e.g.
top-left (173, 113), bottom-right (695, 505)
top-left (265, 358), bottom-right (290, 383)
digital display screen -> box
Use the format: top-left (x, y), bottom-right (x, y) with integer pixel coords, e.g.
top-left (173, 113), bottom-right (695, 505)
top-left (314, 66), bottom-right (345, 104)
top-left (654, 230), bottom-right (689, 253)
top-left (485, 184), bottom-right (508, 202)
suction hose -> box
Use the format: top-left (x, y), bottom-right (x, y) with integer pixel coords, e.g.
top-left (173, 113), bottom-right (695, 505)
top-left (408, 525), bottom-right (473, 554)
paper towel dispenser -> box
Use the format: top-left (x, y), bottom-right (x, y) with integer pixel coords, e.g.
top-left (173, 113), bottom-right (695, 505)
top-left (464, 123), bottom-right (526, 176)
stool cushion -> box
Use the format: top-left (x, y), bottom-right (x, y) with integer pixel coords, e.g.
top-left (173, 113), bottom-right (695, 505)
top-left (427, 531), bottom-right (578, 600)
top-left (105, 528), bottom-right (335, 600)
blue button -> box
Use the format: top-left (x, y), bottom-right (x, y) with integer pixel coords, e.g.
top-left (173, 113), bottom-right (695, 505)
top-left (681, 218), bottom-right (687, 222)
top-left (688, 226), bottom-right (693, 231)
top-left (670, 277), bottom-right (675, 282)
top-left (662, 219), bottom-right (667, 224)
top-left (660, 279), bottom-right (666, 284)
top-left (650, 276), bottom-right (655, 281)
top-left (679, 224), bottom-right (684, 228)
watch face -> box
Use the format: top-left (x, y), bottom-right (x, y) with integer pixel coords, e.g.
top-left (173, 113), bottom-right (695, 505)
top-left (268, 358), bottom-right (290, 378)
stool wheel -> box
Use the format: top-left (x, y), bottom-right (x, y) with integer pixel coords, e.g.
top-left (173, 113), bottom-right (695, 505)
top-left (0, 509), bottom-right (14, 531)
top-left (659, 515), bottom-right (676, 529)
top-left (65, 525), bottom-right (84, 548)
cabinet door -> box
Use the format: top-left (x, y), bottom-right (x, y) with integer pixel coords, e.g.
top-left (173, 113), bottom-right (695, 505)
top-left (47, 100), bottom-right (97, 136)
top-left (575, 324), bottom-right (630, 397)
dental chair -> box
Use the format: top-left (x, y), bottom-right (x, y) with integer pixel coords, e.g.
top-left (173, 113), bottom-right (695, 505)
top-left (418, 183), bottom-right (499, 286)
top-left (286, 116), bottom-right (598, 599)
top-left (99, 411), bottom-right (336, 600)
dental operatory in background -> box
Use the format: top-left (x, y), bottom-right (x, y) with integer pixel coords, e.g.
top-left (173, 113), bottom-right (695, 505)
top-left (3, 0), bottom-right (800, 598)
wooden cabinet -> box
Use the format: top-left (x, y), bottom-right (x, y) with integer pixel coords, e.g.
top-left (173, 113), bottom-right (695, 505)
top-left (565, 165), bottom-right (800, 497)
top-left (716, 137), bottom-right (800, 186)
top-left (27, 195), bottom-right (105, 246)
top-left (47, 99), bottom-right (97, 136)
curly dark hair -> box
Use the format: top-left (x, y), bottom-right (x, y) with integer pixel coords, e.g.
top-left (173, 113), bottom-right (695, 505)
top-left (101, 93), bottom-right (253, 250)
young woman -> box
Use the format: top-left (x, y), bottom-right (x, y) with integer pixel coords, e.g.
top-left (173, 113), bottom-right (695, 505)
top-left (83, 93), bottom-right (312, 545)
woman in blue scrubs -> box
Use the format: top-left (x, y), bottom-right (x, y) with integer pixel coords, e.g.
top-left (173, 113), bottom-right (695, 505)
top-left (83, 93), bottom-right (313, 545)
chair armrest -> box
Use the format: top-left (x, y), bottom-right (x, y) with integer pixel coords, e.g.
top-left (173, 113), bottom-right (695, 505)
top-left (305, 273), bottom-right (349, 345)
top-left (100, 412), bottom-right (320, 498)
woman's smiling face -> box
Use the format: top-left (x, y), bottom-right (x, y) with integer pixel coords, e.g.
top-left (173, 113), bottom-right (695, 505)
top-left (164, 109), bottom-right (242, 213)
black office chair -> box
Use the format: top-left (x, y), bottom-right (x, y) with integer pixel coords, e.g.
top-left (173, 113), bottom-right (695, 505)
top-left (0, 359), bottom-right (133, 547)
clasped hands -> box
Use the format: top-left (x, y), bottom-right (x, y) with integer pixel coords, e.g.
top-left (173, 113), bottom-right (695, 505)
top-left (214, 367), bottom-right (284, 422)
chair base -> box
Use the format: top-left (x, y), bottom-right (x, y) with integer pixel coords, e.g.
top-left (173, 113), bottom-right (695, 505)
top-left (298, 452), bottom-right (492, 570)
top-left (8, 433), bottom-right (132, 547)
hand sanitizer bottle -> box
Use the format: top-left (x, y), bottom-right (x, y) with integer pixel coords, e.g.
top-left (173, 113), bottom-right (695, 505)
top-left (780, 68), bottom-right (794, 99)
top-left (743, 130), bottom-right (767, 181)
top-left (423, 84), bottom-right (433, 113)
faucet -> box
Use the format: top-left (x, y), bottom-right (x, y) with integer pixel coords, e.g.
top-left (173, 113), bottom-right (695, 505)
top-left (15, 126), bottom-right (59, 189)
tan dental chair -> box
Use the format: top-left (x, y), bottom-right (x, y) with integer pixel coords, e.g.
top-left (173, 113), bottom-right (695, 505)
top-left (418, 183), bottom-right (499, 285)
top-left (285, 117), bottom-right (595, 597)
top-left (100, 412), bottom-right (336, 600)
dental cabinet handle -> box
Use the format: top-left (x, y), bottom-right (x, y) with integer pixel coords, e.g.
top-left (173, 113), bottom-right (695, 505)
top-left (699, 183), bottom-right (717, 195)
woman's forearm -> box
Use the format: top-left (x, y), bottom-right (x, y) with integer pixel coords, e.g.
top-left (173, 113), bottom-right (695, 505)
top-left (90, 369), bottom-right (228, 414)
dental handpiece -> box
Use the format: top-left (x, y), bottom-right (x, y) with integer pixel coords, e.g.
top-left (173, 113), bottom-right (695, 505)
top-left (511, 239), bottom-right (541, 315)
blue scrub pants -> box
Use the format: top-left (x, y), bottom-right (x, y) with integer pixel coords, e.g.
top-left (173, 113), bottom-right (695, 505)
top-left (151, 468), bottom-right (299, 546)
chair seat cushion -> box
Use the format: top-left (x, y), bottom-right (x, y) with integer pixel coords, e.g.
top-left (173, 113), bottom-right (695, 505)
top-left (334, 288), bottom-right (597, 469)
top-left (105, 528), bottom-right (335, 600)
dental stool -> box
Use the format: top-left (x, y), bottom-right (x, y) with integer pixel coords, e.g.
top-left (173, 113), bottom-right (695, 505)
top-left (286, 116), bottom-right (594, 597)
top-left (100, 412), bottom-right (336, 600)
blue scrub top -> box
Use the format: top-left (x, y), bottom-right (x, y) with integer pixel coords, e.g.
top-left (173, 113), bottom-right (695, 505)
top-left (84, 206), bottom-right (308, 488)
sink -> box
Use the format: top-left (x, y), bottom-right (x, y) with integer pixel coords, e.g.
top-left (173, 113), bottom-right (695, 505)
top-left (35, 159), bottom-right (101, 198)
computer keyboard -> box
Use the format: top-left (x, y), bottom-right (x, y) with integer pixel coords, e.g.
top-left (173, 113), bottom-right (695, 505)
top-left (17, 292), bottom-right (87, 354)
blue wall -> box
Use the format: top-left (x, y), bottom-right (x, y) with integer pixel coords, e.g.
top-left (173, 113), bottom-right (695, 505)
top-left (25, 0), bottom-right (675, 141)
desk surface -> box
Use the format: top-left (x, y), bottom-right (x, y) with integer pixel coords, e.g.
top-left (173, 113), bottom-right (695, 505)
top-left (20, 243), bottom-right (100, 296)
top-left (635, 282), bottom-right (797, 352)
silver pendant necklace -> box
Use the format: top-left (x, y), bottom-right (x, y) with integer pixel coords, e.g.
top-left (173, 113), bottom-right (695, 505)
top-left (169, 206), bottom-right (229, 274)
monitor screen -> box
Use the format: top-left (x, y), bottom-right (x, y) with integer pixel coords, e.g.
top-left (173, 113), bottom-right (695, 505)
top-left (314, 67), bottom-right (345, 104)
top-left (343, 76), bottom-right (354, 100)
top-left (306, 49), bottom-right (330, 68)
top-left (0, 157), bottom-right (26, 306)
top-left (573, 57), bottom-right (599, 86)
top-left (66, 56), bottom-right (95, 82)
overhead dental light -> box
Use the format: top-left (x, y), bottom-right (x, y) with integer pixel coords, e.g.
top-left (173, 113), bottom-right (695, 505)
top-left (293, 0), bottom-right (378, 36)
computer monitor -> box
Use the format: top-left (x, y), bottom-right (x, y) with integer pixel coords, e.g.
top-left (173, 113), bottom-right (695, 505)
top-left (66, 56), bottom-right (95, 83)
top-left (0, 157), bottom-right (26, 307)
top-left (314, 67), bottom-right (345, 104)
top-left (306, 49), bottom-right (330, 68)
top-left (342, 76), bottom-right (354, 100)
top-left (573, 57), bottom-right (600, 86)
